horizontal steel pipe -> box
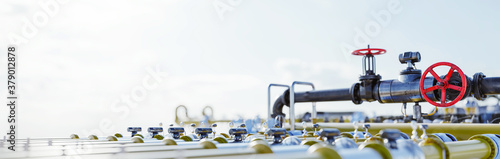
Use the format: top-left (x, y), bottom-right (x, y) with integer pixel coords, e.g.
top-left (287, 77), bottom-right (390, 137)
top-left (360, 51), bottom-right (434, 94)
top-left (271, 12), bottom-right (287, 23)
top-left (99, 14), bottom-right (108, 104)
top-left (272, 88), bottom-right (351, 117)
top-left (293, 88), bottom-right (352, 102)
top-left (295, 123), bottom-right (500, 140)
top-left (480, 77), bottom-right (500, 95)
top-left (378, 77), bottom-right (436, 103)
top-left (271, 78), bottom-right (436, 118)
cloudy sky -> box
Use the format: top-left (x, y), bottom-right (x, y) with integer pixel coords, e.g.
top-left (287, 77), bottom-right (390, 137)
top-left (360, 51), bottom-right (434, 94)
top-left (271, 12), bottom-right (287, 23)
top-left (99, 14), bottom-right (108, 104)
top-left (1, 0), bottom-right (500, 138)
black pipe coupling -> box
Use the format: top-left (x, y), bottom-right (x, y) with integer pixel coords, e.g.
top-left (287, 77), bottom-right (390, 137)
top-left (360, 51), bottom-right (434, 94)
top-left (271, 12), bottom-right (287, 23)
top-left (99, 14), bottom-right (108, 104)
top-left (350, 83), bottom-right (363, 104)
top-left (473, 72), bottom-right (486, 100)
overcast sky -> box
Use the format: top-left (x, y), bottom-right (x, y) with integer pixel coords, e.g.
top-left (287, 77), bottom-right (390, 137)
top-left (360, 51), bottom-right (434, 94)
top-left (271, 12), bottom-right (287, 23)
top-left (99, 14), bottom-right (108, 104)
top-left (1, 0), bottom-right (500, 138)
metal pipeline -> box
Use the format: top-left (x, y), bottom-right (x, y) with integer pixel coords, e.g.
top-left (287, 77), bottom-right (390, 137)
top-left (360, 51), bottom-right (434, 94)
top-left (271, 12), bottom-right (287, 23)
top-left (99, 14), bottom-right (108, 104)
top-left (0, 139), bottom-right (312, 159)
top-left (271, 77), bottom-right (436, 118)
top-left (264, 49), bottom-right (500, 129)
top-left (419, 134), bottom-right (500, 159)
top-left (378, 77), bottom-right (436, 103)
top-left (271, 88), bottom-right (351, 118)
top-left (337, 148), bottom-right (384, 159)
top-left (325, 134), bottom-right (500, 159)
top-left (270, 71), bottom-right (488, 121)
top-left (293, 89), bottom-right (352, 102)
top-left (296, 123), bottom-right (500, 140)
top-left (6, 131), bottom-right (500, 159)
top-left (479, 77), bottom-right (500, 95)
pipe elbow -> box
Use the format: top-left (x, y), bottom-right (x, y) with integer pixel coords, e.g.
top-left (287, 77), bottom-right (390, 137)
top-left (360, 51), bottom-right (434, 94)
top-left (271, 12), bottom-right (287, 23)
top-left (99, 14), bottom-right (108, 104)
top-left (271, 89), bottom-right (290, 118)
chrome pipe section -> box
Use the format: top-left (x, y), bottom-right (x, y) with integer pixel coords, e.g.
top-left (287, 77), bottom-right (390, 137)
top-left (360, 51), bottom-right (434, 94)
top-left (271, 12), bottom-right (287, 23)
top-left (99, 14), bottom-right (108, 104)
top-left (378, 77), bottom-right (437, 103)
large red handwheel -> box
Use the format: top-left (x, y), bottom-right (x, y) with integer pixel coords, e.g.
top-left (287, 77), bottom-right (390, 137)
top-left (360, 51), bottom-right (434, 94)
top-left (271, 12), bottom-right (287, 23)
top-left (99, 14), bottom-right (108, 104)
top-left (419, 62), bottom-right (467, 107)
top-left (352, 48), bottom-right (386, 56)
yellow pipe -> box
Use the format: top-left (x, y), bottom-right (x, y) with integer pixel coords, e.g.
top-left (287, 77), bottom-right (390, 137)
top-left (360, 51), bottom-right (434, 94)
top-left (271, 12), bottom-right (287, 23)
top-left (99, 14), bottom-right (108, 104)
top-left (447, 140), bottom-right (490, 159)
top-left (424, 106), bottom-right (438, 116)
top-left (419, 135), bottom-right (496, 159)
top-left (296, 123), bottom-right (500, 140)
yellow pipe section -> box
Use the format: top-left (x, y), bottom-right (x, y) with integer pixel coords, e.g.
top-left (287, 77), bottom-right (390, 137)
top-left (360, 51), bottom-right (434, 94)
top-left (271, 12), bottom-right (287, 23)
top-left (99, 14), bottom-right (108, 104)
top-left (419, 142), bottom-right (443, 159)
top-left (447, 140), bottom-right (490, 159)
top-left (295, 123), bottom-right (500, 140)
top-left (419, 135), bottom-right (495, 159)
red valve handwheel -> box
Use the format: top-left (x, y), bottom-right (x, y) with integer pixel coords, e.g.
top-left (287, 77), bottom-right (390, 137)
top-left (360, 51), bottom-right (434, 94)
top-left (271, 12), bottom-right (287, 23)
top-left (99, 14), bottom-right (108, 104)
top-left (352, 48), bottom-right (386, 56)
top-left (419, 62), bottom-right (467, 107)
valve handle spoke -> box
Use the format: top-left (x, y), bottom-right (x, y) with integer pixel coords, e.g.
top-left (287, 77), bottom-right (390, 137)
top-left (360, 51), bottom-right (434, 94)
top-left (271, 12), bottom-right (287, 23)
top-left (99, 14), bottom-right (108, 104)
top-left (441, 88), bottom-right (446, 105)
top-left (424, 85), bottom-right (440, 93)
top-left (448, 85), bottom-right (462, 91)
top-left (429, 70), bottom-right (442, 82)
top-left (443, 67), bottom-right (456, 82)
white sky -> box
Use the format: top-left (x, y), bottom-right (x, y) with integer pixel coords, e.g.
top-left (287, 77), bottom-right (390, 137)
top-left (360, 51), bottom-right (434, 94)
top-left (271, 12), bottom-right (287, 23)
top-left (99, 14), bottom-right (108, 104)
top-left (1, 0), bottom-right (500, 138)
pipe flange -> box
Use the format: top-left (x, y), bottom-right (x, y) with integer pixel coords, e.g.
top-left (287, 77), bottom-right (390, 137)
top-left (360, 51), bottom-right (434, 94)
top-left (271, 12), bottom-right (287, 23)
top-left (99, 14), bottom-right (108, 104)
top-left (418, 138), bottom-right (449, 159)
top-left (350, 83), bottom-right (363, 104)
top-left (469, 134), bottom-right (500, 159)
top-left (430, 133), bottom-right (457, 143)
top-left (473, 72), bottom-right (487, 100)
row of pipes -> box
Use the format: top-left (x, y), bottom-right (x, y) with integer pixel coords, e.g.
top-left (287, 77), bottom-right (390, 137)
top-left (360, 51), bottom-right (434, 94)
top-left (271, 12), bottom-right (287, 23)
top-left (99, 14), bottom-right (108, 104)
top-left (2, 122), bottom-right (500, 159)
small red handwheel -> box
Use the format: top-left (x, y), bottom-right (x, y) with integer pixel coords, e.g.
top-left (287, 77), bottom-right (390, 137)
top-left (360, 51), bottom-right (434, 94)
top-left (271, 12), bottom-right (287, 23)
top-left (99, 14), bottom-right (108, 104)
top-left (419, 62), bottom-right (467, 107)
top-left (352, 48), bottom-right (386, 56)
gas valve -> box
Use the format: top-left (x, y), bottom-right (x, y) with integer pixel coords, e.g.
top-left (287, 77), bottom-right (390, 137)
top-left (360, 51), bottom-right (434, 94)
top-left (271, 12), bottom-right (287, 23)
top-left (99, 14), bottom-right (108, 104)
top-left (350, 45), bottom-right (386, 104)
top-left (229, 128), bottom-right (247, 142)
top-left (194, 128), bottom-right (213, 139)
top-left (127, 127), bottom-right (142, 137)
top-left (319, 128), bottom-right (340, 144)
top-left (270, 46), bottom-right (498, 125)
top-left (266, 128), bottom-right (287, 144)
top-left (147, 127), bottom-right (163, 137)
top-left (168, 127), bottom-right (185, 139)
